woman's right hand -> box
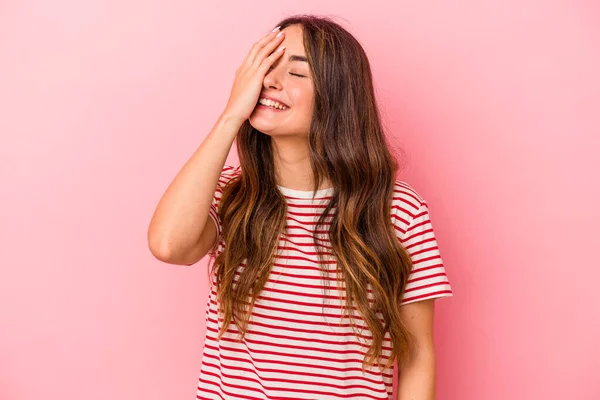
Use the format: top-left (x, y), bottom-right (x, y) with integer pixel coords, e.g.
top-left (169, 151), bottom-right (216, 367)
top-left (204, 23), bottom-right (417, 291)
top-left (221, 26), bottom-right (287, 125)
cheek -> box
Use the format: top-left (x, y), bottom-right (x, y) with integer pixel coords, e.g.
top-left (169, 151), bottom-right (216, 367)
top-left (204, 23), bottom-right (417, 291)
top-left (289, 86), bottom-right (314, 114)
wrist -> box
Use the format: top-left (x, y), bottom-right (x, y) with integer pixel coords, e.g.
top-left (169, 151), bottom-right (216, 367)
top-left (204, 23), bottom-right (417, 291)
top-left (218, 112), bottom-right (245, 131)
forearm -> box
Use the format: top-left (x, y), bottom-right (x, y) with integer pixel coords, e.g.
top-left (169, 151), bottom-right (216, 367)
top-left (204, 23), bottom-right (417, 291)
top-left (396, 349), bottom-right (436, 400)
top-left (147, 113), bottom-right (240, 261)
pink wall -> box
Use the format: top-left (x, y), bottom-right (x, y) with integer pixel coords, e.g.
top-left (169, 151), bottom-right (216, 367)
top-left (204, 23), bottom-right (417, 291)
top-left (1, 1), bottom-right (599, 399)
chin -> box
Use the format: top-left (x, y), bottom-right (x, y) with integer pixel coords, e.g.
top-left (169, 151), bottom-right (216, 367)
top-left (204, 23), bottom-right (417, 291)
top-left (248, 115), bottom-right (309, 138)
top-left (248, 116), bottom-right (285, 135)
top-left (248, 119), bottom-right (273, 135)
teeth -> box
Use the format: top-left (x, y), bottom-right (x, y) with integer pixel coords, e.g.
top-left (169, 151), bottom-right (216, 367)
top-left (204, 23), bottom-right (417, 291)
top-left (258, 98), bottom-right (289, 110)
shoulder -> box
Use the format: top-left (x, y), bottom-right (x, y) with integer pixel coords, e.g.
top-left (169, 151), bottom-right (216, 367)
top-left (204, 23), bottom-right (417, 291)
top-left (220, 164), bottom-right (242, 178)
top-left (390, 179), bottom-right (429, 236)
top-left (217, 164), bottom-right (242, 189)
top-left (391, 179), bottom-right (427, 218)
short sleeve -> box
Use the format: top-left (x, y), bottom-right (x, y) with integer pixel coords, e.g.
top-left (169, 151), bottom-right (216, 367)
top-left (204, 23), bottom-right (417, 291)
top-left (396, 200), bottom-right (453, 305)
top-left (206, 164), bottom-right (241, 256)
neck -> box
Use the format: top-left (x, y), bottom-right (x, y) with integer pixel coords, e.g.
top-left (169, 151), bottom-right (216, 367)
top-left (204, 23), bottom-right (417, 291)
top-left (271, 136), bottom-right (332, 191)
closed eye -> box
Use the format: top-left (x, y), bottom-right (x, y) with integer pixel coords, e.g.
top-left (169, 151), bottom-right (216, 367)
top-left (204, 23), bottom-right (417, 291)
top-left (268, 66), bottom-right (305, 78)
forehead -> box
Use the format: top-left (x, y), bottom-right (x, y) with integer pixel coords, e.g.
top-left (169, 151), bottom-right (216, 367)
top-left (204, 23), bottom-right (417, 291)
top-left (279, 24), bottom-right (307, 59)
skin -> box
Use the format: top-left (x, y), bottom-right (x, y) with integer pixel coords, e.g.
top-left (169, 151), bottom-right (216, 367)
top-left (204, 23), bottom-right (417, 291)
top-left (397, 299), bottom-right (437, 400)
top-left (248, 24), bottom-right (333, 191)
top-left (250, 24), bottom-right (439, 398)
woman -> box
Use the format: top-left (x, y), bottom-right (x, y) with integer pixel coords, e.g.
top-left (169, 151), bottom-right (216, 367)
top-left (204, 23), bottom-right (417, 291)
top-left (148, 14), bottom-right (453, 400)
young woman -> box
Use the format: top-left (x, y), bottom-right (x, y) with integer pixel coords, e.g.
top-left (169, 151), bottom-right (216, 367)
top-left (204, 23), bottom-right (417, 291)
top-left (148, 14), bottom-right (453, 400)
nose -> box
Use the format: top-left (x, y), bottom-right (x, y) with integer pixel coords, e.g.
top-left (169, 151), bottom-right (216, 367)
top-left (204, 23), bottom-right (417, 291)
top-left (263, 65), bottom-right (283, 90)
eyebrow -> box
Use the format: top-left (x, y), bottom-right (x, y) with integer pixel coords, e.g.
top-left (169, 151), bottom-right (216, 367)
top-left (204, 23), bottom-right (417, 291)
top-left (289, 54), bottom-right (309, 63)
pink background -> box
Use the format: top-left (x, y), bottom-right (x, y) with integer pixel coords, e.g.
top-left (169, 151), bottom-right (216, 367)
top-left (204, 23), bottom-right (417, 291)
top-left (1, 1), bottom-right (599, 399)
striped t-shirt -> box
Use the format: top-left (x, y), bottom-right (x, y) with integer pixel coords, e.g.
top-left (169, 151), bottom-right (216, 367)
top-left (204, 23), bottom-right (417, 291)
top-left (196, 164), bottom-right (453, 400)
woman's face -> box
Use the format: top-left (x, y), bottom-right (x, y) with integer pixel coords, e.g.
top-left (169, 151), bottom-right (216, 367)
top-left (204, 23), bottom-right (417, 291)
top-left (249, 24), bottom-right (314, 137)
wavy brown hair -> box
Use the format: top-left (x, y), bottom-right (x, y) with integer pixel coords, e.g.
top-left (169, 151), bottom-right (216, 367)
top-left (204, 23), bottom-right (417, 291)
top-left (208, 14), bottom-right (417, 373)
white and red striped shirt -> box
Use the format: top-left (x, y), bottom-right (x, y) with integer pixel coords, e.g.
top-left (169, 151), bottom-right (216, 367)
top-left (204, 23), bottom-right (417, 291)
top-left (197, 165), bottom-right (452, 399)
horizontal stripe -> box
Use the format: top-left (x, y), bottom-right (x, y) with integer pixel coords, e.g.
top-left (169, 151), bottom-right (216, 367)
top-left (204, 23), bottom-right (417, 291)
top-left (197, 165), bottom-right (452, 399)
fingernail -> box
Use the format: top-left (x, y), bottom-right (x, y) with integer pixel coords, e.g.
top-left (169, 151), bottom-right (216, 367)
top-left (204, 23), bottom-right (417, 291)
top-left (276, 30), bottom-right (284, 38)
top-left (272, 25), bottom-right (281, 32)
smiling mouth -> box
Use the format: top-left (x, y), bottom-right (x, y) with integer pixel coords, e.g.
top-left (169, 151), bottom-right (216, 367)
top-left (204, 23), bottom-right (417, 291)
top-left (256, 103), bottom-right (290, 112)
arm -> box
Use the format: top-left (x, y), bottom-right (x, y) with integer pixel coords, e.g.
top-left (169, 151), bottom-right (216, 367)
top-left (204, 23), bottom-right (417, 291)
top-left (396, 299), bottom-right (437, 400)
top-left (148, 26), bottom-right (287, 265)
top-left (147, 113), bottom-right (240, 264)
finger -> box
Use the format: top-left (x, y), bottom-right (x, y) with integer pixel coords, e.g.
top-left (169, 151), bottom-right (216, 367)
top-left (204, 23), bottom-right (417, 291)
top-left (257, 45), bottom-right (286, 74)
top-left (244, 27), bottom-right (283, 67)
top-left (252, 31), bottom-right (285, 69)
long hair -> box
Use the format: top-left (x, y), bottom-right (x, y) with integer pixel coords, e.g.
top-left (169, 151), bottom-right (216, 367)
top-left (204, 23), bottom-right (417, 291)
top-left (209, 14), bottom-right (416, 373)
